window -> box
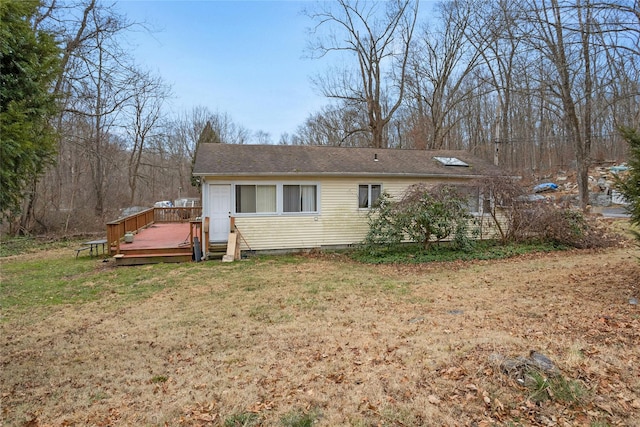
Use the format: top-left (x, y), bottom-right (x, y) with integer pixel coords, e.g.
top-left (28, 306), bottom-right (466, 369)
top-left (235, 185), bottom-right (276, 213)
top-left (234, 183), bottom-right (319, 215)
top-left (359, 184), bottom-right (382, 208)
top-left (283, 185), bottom-right (317, 212)
top-left (482, 193), bottom-right (492, 213)
top-left (456, 186), bottom-right (481, 214)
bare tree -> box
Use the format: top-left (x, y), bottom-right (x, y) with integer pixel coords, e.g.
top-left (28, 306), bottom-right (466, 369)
top-left (80, 7), bottom-right (136, 216)
top-left (171, 107), bottom-right (249, 157)
top-left (517, 0), bottom-right (603, 208)
top-left (593, 0), bottom-right (640, 56)
top-left (463, 0), bottom-right (523, 155)
top-left (254, 130), bottom-right (272, 145)
top-left (35, 0), bottom-right (139, 218)
top-left (306, 0), bottom-right (419, 148)
top-left (208, 111), bottom-right (251, 145)
top-left (124, 69), bottom-right (171, 205)
top-left (168, 107), bottom-right (250, 193)
top-left (407, 0), bottom-right (486, 149)
top-left (291, 103), bottom-right (370, 146)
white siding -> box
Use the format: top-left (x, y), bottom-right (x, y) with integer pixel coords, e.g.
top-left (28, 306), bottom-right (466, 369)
top-left (202, 176), bottom-right (487, 251)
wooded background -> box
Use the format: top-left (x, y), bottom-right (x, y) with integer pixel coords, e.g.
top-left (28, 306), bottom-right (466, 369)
top-left (3, 0), bottom-right (638, 235)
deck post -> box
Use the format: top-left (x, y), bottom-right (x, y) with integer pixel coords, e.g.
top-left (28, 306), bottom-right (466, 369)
top-left (203, 217), bottom-right (210, 259)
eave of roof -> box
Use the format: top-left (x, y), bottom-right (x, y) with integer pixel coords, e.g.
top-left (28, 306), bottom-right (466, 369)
top-left (192, 171), bottom-right (488, 179)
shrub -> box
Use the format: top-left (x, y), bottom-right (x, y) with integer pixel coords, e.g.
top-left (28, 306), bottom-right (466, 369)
top-left (476, 176), bottom-right (617, 248)
top-left (475, 175), bottom-right (529, 242)
top-left (520, 206), bottom-right (618, 248)
top-left (364, 184), bottom-right (476, 251)
top-left (363, 192), bottom-right (404, 247)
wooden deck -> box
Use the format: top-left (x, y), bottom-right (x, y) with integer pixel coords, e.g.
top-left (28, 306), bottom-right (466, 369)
top-left (113, 223), bottom-right (194, 266)
top-left (107, 206), bottom-right (203, 266)
top-left (106, 206), bottom-right (240, 265)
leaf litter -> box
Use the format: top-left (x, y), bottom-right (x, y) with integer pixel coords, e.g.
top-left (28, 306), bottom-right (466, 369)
top-left (1, 246), bottom-right (639, 426)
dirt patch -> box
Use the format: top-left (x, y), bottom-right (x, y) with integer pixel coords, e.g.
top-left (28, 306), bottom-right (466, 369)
top-left (2, 247), bottom-right (639, 426)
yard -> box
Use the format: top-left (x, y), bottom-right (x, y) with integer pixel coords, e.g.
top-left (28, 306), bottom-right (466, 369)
top-left (1, 241), bottom-right (639, 426)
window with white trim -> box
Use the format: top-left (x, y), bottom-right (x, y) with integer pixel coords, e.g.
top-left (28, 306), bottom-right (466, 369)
top-left (358, 184), bottom-right (382, 208)
top-left (235, 185), bottom-right (277, 213)
top-left (233, 183), bottom-right (320, 215)
top-left (283, 185), bottom-right (317, 213)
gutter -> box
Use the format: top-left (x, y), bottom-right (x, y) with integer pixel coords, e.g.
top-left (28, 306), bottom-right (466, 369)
top-left (192, 172), bottom-right (520, 180)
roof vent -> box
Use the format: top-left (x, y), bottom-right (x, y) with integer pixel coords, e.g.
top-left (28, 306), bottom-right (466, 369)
top-left (374, 153), bottom-right (379, 162)
top-left (433, 156), bottom-right (469, 167)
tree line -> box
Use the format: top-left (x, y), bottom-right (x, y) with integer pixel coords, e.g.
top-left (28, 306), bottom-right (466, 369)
top-left (1, 0), bottom-right (638, 235)
top-left (289, 0), bottom-right (639, 210)
top-left (2, 0), bottom-right (250, 234)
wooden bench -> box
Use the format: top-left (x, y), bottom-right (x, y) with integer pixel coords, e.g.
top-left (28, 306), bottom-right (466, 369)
top-left (75, 246), bottom-right (91, 258)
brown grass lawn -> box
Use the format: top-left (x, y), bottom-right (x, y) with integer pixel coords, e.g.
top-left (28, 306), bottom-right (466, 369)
top-left (1, 245), bottom-right (639, 426)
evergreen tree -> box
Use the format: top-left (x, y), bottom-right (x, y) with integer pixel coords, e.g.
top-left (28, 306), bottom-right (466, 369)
top-left (0, 0), bottom-right (60, 222)
top-left (614, 128), bottom-right (640, 243)
top-left (190, 121), bottom-right (221, 187)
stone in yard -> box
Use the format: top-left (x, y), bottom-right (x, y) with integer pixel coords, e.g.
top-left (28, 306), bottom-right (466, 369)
top-left (529, 350), bottom-right (559, 374)
top-left (489, 350), bottom-right (560, 383)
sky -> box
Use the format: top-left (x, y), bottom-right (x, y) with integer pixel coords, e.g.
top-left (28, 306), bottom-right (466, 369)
top-left (113, 0), bottom-right (331, 142)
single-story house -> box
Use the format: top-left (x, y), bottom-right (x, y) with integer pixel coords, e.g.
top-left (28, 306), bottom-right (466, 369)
top-left (192, 143), bottom-right (505, 255)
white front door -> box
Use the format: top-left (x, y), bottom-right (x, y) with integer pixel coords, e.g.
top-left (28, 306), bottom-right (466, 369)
top-left (208, 184), bottom-right (231, 242)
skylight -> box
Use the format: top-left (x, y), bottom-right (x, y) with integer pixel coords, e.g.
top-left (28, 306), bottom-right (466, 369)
top-left (433, 156), bottom-right (469, 167)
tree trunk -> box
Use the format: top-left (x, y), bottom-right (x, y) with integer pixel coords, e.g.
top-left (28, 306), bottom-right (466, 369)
top-left (550, 0), bottom-right (589, 209)
top-left (18, 178), bottom-right (38, 235)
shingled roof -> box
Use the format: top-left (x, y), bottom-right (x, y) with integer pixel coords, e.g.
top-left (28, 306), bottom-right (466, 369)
top-left (192, 144), bottom-right (502, 178)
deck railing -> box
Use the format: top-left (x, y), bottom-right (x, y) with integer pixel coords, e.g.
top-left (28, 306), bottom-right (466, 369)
top-left (154, 206), bottom-right (202, 223)
top-left (107, 206), bottom-right (202, 255)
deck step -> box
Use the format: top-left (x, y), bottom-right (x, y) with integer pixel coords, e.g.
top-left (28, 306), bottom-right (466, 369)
top-left (114, 252), bottom-right (192, 266)
top-left (207, 243), bottom-right (227, 260)
top-left (118, 247), bottom-right (192, 256)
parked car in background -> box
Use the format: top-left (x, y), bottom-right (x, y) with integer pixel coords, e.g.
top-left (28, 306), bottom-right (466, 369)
top-left (154, 200), bottom-right (173, 208)
top-left (174, 198), bottom-right (200, 208)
